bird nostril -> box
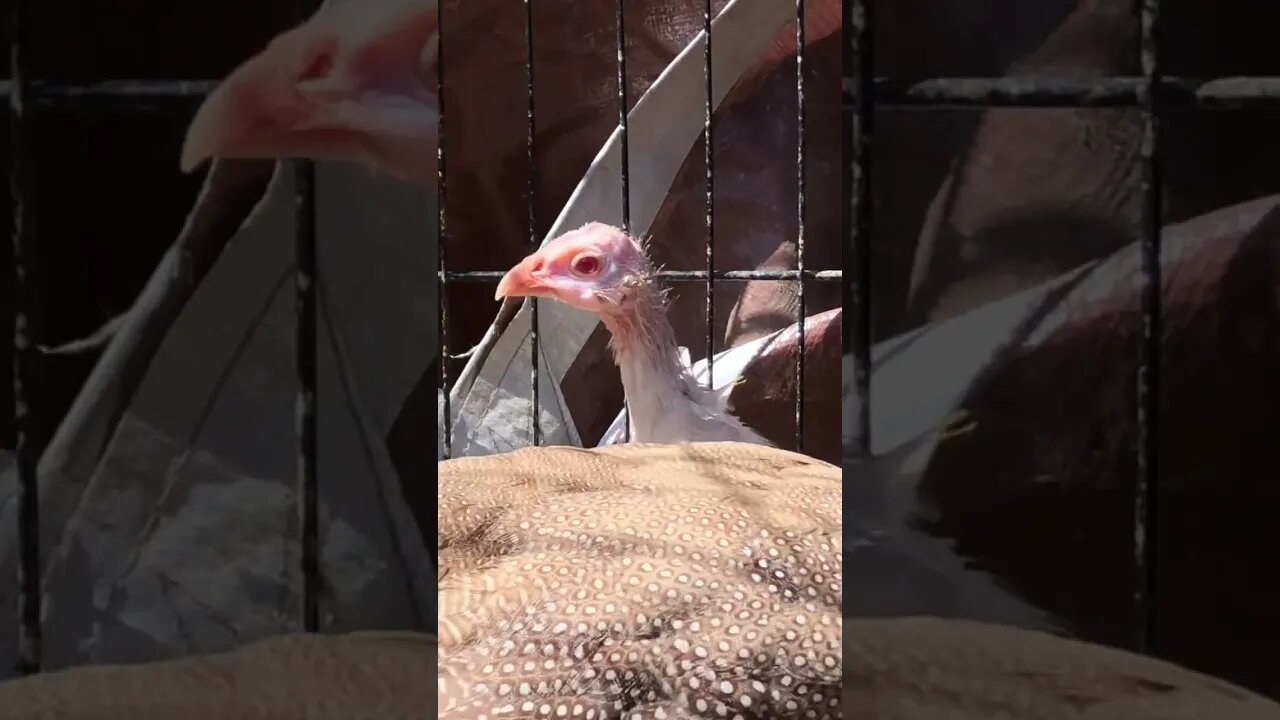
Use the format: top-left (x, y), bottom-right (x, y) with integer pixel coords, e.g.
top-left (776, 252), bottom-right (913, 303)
top-left (528, 258), bottom-right (546, 275)
top-left (301, 49), bottom-right (336, 81)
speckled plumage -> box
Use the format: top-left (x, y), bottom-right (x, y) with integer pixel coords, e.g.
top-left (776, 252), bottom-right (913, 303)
top-left (437, 442), bottom-right (843, 719)
top-left (0, 631), bottom-right (439, 719)
top-left (846, 617), bottom-right (1280, 719)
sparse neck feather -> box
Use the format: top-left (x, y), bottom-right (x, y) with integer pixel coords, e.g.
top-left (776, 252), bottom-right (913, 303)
top-left (598, 277), bottom-right (693, 438)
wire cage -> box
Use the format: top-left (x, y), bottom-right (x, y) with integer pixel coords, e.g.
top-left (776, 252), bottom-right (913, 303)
top-left (437, 0), bottom-right (843, 459)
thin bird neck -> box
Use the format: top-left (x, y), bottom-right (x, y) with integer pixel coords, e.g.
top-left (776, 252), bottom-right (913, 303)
top-left (599, 280), bottom-right (692, 438)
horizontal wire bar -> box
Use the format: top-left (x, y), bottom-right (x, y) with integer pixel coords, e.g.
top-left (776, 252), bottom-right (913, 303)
top-left (871, 77), bottom-right (1144, 107)
top-left (0, 80), bottom-right (216, 110)
top-left (32, 79), bottom-right (218, 98)
top-left (6, 76), bottom-right (1280, 110)
top-left (441, 269), bottom-right (843, 282)
top-left (861, 76), bottom-right (1280, 108)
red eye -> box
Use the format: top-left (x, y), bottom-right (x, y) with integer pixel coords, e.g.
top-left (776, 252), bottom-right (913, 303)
top-left (572, 254), bottom-right (602, 276)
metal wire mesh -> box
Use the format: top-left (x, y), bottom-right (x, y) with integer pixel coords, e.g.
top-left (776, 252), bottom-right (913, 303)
top-left (434, 3), bottom-right (841, 454)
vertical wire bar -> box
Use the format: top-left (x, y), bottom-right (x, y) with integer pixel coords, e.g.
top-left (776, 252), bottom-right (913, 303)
top-left (847, 0), bottom-right (873, 457)
top-left (291, 0), bottom-right (321, 638)
top-left (294, 159), bottom-right (319, 634)
top-left (616, 0), bottom-right (632, 440)
top-left (1135, 0), bottom-right (1161, 654)
top-left (438, 0), bottom-right (451, 460)
top-left (793, 0), bottom-right (807, 450)
top-left (841, 0), bottom-right (852, 366)
top-left (525, 0), bottom-right (541, 446)
top-left (703, 0), bottom-right (715, 388)
top-left (616, 1), bottom-right (631, 234)
top-left (8, 0), bottom-right (44, 675)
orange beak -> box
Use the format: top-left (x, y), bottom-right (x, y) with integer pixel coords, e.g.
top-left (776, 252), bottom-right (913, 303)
top-left (494, 254), bottom-right (552, 301)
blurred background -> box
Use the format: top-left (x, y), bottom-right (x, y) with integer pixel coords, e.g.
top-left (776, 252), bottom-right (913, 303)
top-left (0, 0), bottom-right (1278, 703)
top-left (848, 0), bottom-right (1280, 701)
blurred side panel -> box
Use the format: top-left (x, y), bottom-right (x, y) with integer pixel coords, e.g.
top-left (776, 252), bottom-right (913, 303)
top-left (1153, 108), bottom-right (1280, 699)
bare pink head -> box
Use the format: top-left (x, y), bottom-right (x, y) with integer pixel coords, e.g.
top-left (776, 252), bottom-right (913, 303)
top-left (494, 222), bottom-right (654, 316)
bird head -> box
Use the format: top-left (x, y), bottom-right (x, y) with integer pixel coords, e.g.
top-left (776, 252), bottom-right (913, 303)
top-left (495, 222), bottom-right (654, 316)
top-left (181, 0), bottom-right (439, 185)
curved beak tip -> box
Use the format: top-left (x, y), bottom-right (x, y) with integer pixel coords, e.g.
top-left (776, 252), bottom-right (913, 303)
top-left (494, 271), bottom-right (520, 301)
top-left (180, 97), bottom-right (224, 173)
top-left (495, 264), bottom-right (545, 302)
top-left (179, 144), bottom-right (206, 174)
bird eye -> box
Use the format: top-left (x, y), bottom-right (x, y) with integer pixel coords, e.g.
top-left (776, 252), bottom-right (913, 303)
top-left (572, 254), bottom-right (602, 276)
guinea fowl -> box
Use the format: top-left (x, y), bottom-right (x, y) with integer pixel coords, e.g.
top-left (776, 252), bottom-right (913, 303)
top-left (495, 222), bottom-right (771, 445)
top-left (2, 443), bottom-right (1278, 718)
top-left (437, 442), bottom-right (840, 718)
